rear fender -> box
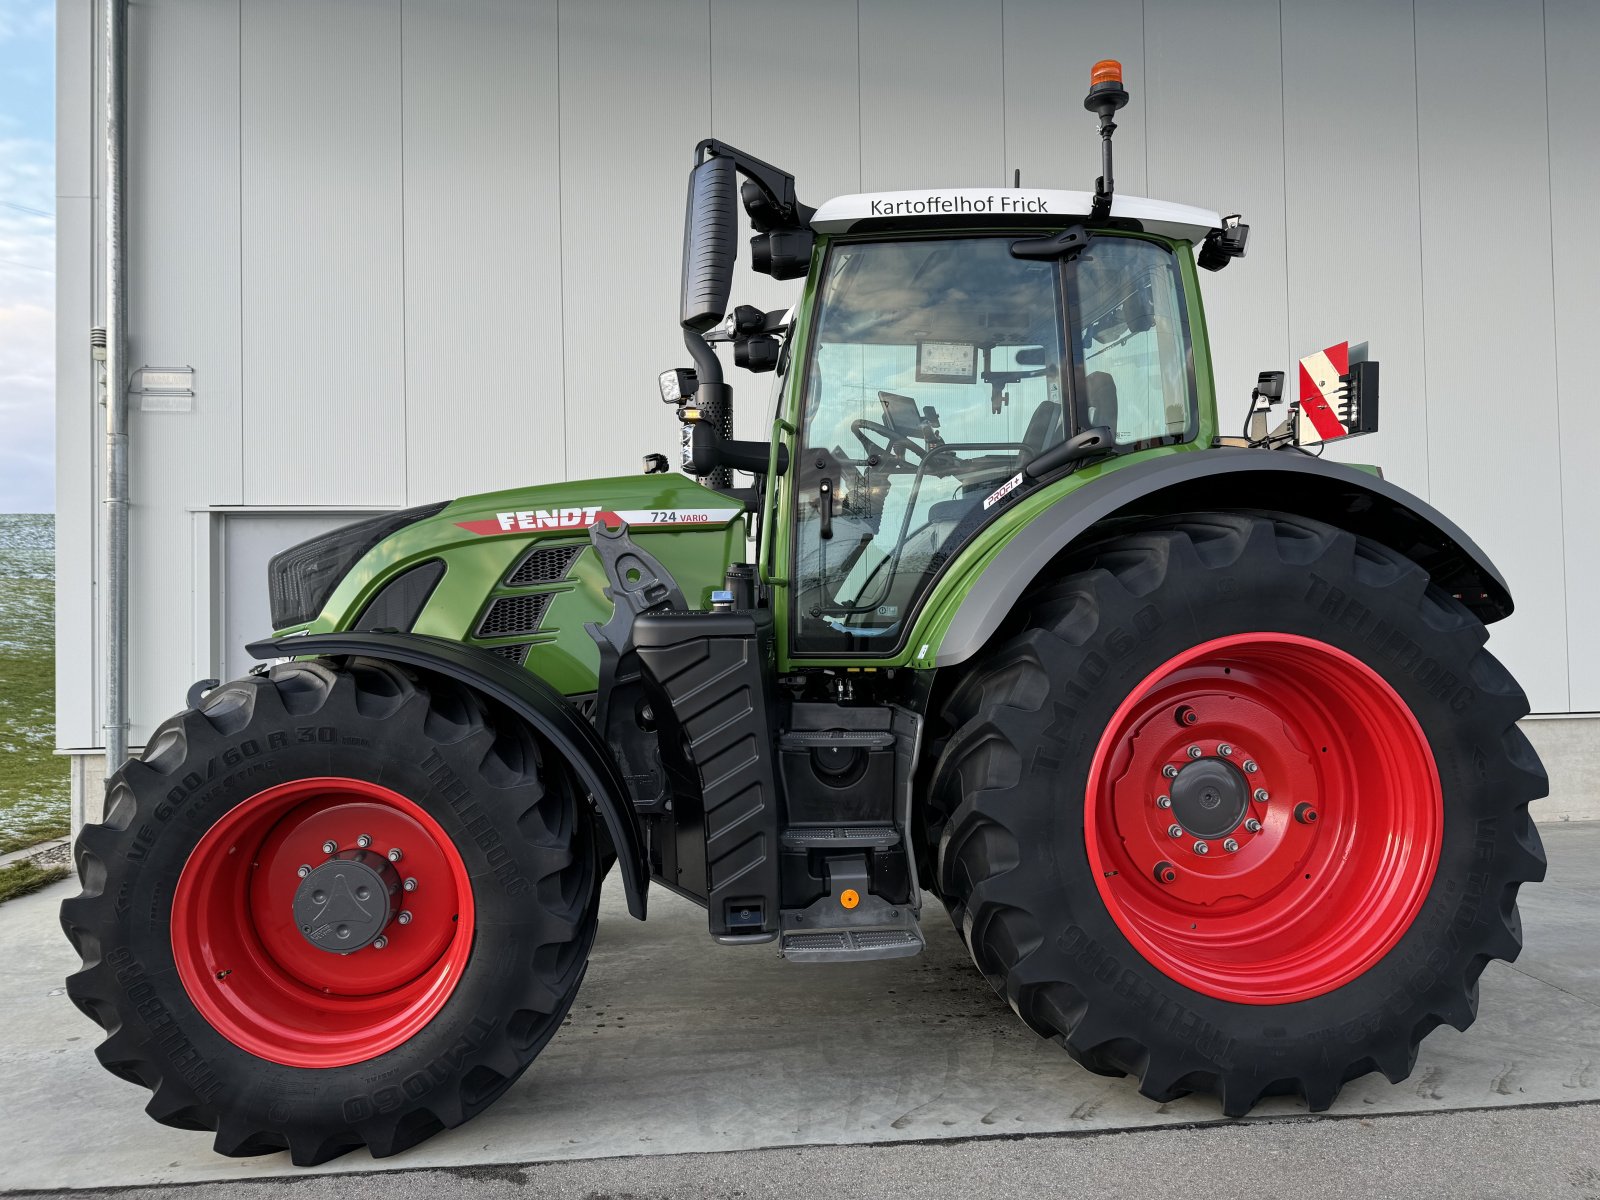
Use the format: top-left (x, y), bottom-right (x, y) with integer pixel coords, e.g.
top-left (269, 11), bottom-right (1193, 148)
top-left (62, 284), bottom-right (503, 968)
top-left (247, 630), bottom-right (648, 919)
top-left (933, 447), bottom-right (1512, 668)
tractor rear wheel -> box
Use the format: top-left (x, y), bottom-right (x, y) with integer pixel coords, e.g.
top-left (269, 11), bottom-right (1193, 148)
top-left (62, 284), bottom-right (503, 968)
top-left (61, 657), bottom-right (597, 1164)
top-left (930, 511), bottom-right (1546, 1114)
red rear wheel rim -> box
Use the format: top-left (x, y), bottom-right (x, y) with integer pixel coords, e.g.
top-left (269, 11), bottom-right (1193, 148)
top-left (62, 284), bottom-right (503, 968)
top-left (170, 777), bottom-right (475, 1067)
top-left (1085, 633), bottom-right (1442, 1004)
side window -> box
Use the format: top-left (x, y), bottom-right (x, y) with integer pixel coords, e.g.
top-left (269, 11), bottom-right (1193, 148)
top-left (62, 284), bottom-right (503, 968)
top-left (1073, 239), bottom-right (1195, 447)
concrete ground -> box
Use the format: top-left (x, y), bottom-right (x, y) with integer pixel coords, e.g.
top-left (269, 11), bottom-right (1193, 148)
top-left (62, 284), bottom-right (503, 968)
top-left (3, 823), bottom-right (1597, 1197)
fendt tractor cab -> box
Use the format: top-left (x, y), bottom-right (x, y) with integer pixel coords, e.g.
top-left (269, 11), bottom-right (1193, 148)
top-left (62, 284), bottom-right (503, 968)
top-left (64, 61), bottom-right (1546, 1165)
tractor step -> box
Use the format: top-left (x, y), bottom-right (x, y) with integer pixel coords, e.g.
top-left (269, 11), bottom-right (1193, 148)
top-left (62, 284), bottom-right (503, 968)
top-left (777, 850), bottom-right (925, 963)
top-left (780, 824), bottom-right (900, 850)
top-left (779, 926), bottom-right (924, 962)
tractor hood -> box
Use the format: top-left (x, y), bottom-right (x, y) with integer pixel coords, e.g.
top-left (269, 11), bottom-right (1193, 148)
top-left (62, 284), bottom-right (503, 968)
top-left (268, 474), bottom-right (747, 694)
top-left (443, 474), bottom-right (746, 539)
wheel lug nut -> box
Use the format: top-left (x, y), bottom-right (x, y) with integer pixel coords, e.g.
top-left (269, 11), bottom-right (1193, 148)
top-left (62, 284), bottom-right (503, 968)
top-left (372, 936), bottom-right (388, 950)
top-left (1156, 795), bottom-right (1173, 809)
top-left (1254, 788), bottom-right (1270, 803)
top-left (296, 864), bottom-right (311, 878)
top-left (1244, 818), bottom-right (1262, 833)
top-left (1153, 861), bottom-right (1178, 884)
top-left (356, 834), bottom-right (372, 849)
top-left (388, 848), bottom-right (403, 863)
top-left (321, 840), bottom-right (337, 856)
top-left (1168, 824), bottom-right (1183, 839)
top-left (1193, 841), bottom-right (1210, 855)
top-left (1187, 745), bottom-right (1203, 759)
top-left (1175, 705), bottom-right (1198, 726)
top-left (397, 911), bottom-right (413, 926)
top-left (1243, 760), bottom-right (1258, 774)
top-left (403, 877), bottom-right (418, 892)
top-left (1294, 803), bottom-right (1319, 825)
top-left (1223, 838), bottom-right (1239, 853)
top-left (1162, 764), bottom-right (1179, 779)
top-left (1217, 743), bottom-right (1233, 756)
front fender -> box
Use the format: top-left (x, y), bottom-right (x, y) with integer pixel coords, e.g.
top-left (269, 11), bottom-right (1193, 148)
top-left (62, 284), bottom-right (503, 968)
top-left (931, 447), bottom-right (1512, 668)
top-left (247, 630), bottom-right (648, 919)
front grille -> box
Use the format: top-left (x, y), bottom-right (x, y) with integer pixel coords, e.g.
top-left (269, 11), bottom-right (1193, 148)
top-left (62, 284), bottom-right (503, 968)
top-left (505, 544), bottom-right (582, 586)
top-left (488, 642), bottom-right (530, 665)
top-left (476, 593), bottom-right (552, 637)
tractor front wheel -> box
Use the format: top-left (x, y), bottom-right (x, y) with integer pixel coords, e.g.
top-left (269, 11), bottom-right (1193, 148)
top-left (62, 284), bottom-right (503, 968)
top-left (931, 511), bottom-right (1546, 1114)
top-left (61, 658), bottom-right (597, 1164)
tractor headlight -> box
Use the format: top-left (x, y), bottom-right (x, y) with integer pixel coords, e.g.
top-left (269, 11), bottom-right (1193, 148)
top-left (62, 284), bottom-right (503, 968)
top-left (659, 367), bottom-right (698, 405)
top-left (267, 502), bottom-right (445, 629)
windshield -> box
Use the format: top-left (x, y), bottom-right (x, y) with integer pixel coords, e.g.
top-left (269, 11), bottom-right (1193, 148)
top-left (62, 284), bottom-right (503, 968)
top-left (788, 234), bottom-right (1194, 656)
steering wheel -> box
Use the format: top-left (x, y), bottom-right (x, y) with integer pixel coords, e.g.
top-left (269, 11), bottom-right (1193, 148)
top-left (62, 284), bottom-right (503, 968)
top-left (850, 418), bottom-right (927, 466)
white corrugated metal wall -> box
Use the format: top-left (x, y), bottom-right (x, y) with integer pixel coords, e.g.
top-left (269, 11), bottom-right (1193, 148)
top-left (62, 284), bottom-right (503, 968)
top-left (56, 0), bottom-right (1599, 758)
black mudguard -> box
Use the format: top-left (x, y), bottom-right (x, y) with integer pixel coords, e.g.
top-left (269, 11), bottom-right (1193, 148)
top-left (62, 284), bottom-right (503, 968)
top-left (935, 447), bottom-right (1512, 668)
top-left (246, 630), bottom-right (648, 919)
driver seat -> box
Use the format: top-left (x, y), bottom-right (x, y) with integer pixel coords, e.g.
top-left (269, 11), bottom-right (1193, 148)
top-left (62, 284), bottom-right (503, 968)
top-left (1086, 371), bottom-right (1118, 436)
top-left (1022, 400), bottom-right (1062, 452)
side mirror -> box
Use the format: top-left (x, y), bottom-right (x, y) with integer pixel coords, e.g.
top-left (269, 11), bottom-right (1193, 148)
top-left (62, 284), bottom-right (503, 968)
top-left (680, 155), bottom-right (738, 332)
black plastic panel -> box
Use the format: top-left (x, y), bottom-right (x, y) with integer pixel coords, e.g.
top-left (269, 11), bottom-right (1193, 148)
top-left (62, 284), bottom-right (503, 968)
top-left (635, 609), bottom-right (782, 936)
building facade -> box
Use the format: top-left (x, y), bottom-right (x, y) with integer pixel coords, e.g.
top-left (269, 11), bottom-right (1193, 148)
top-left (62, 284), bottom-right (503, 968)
top-left (57, 0), bottom-right (1599, 823)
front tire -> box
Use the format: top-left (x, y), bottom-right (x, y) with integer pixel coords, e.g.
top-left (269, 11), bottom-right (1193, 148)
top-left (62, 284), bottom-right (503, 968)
top-left (61, 657), bottom-right (597, 1164)
top-left (931, 512), bottom-right (1547, 1114)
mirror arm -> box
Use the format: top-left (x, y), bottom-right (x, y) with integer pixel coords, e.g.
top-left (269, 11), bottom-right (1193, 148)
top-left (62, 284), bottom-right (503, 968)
top-left (1023, 425), bottom-right (1116, 480)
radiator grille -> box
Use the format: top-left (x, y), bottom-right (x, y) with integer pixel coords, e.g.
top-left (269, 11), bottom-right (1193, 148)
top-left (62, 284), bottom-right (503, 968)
top-left (488, 642), bottom-right (529, 665)
top-left (476, 593), bottom-right (552, 637)
top-left (505, 544), bottom-right (582, 586)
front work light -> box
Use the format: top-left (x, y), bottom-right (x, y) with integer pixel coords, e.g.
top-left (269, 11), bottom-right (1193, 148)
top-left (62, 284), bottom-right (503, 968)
top-left (659, 367), bottom-right (698, 405)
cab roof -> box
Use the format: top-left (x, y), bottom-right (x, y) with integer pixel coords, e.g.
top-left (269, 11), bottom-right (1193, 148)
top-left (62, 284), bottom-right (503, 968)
top-left (810, 188), bottom-right (1222, 242)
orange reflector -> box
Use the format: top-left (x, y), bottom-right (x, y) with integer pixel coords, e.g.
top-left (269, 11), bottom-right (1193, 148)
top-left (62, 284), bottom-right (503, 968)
top-left (1090, 59), bottom-right (1123, 87)
top-left (840, 888), bottom-right (860, 910)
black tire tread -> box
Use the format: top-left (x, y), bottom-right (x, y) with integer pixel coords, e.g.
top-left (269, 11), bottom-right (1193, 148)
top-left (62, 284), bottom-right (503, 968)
top-left (61, 657), bottom-right (597, 1165)
top-left (929, 511), bottom-right (1547, 1116)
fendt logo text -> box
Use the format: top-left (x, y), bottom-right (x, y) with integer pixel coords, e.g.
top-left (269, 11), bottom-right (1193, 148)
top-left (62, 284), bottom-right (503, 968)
top-left (495, 507), bottom-right (604, 532)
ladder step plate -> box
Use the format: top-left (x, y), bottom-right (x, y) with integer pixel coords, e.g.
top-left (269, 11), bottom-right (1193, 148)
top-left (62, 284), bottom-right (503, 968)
top-left (779, 926), bottom-right (925, 963)
top-left (780, 824), bottom-right (900, 850)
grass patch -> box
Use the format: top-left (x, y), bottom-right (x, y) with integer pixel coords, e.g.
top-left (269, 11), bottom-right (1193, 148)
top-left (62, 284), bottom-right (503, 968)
top-left (0, 515), bottom-right (70, 854)
top-left (0, 860), bottom-right (71, 904)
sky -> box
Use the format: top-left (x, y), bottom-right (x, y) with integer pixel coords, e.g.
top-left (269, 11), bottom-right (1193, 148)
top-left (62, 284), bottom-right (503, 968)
top-left (0, 1), bottom-right (55, 513)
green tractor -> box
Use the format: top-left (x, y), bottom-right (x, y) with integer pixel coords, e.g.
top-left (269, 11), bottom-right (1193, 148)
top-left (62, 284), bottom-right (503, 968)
top-left (63, 61), bottom-right (1546, 1164)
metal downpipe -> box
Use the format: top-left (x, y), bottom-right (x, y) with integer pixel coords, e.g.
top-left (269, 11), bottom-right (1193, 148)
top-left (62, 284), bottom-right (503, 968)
top-left (103, 0), bottom-right (129, 771)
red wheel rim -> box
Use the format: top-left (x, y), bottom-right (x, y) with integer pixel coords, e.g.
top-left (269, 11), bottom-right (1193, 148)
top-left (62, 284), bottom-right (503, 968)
top-left (1085, 633), bottom-right (1442, 1004)
top-left (170, 777), bottom-right (475, 1067)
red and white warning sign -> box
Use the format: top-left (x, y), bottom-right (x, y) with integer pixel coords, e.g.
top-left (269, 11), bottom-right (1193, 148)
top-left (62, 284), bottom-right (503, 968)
top-left (1297, 341), bottom-right (1350, 445)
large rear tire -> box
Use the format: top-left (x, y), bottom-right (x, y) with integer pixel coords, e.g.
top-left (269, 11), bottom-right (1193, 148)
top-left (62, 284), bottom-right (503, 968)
top-left (61, 657), bottom-right (597, 1164)
top-left (930, 512), bottom-right (1547, 1114)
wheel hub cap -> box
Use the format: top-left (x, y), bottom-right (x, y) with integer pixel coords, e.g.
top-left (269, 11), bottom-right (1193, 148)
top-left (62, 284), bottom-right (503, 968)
top-left (1169, 757), bottom-right (1248, 839)
top-left (292, 850), bottom-right (400, 952)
